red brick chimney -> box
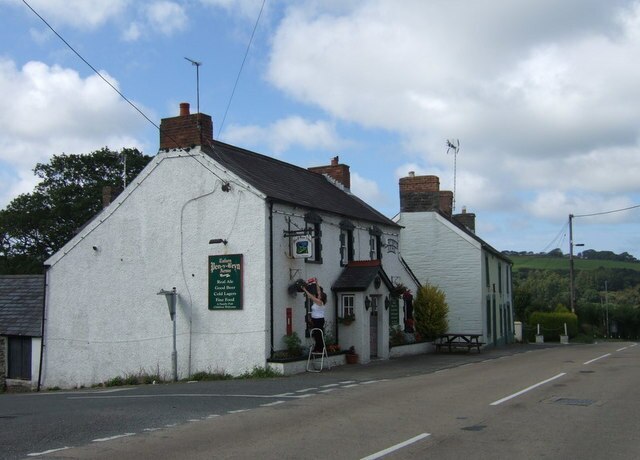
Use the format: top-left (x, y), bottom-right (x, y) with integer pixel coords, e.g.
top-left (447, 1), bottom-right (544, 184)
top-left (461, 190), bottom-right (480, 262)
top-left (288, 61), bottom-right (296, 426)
top-left (308, 156), bottom-right (351, 189)
top-left (453, 206), bottom-right (476, 233)
top-left (159, 102), bottom-right (213, 150)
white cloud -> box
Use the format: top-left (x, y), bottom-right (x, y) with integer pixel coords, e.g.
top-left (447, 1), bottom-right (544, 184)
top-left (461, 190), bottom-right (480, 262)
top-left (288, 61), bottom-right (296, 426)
top-left (351, 172), bottom-right (388, 208)
top-left (221, 116), bottom-right (343, 154)
top-left (266, 0), bottom-right (640, 228)
top-left (0, 59), bottom-right (149, 207)
top-left (122, 22), bottom-right (142, 41)
top-left (14, 0), bottom-right (129, 29)
top-left (198, 0), bottom-right (266, 20)
top-left (145, 1), bottom-right (188, 36)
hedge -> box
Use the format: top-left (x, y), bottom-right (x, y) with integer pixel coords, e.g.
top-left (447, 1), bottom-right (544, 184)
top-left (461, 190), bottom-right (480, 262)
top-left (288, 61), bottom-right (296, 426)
top-left (527, 312), bottom-right (578, 341)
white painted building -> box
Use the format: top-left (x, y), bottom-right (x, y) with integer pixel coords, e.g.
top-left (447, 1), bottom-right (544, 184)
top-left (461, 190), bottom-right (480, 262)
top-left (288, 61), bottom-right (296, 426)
top-left (40, 104), bottom-right (419, 389)
top-left (395, 173), bottom-right (514, 346)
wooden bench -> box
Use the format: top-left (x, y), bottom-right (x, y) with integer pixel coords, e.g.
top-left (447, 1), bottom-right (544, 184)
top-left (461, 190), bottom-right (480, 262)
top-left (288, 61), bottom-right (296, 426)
top-left (435, 333), bottom-right (485, 353)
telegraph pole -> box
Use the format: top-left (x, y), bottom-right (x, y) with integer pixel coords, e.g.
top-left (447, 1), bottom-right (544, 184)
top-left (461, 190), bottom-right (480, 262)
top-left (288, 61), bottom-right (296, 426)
top-left (569, 214), bottom-right (576, 313)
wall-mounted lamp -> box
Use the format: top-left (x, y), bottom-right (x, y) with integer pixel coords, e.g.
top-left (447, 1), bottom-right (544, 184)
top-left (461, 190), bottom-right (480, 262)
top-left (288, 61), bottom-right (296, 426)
top-left (92, 246), bottom-right (99, 252)
top-left (221, 182), bottom-right (231, 192)
top-left (364, 296), bottom-right (371, 311)
top-left (209, 238), bottom-right (228, 245)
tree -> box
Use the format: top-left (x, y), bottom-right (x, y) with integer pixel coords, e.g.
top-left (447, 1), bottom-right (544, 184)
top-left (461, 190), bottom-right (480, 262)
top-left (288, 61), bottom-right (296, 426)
top-left (413, 282), bottom-right (449, 340)
top-left (0, 147), bottom-right (153, 274)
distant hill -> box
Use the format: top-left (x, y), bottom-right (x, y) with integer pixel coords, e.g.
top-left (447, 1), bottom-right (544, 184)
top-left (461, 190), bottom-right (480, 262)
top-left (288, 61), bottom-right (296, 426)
top-left (509, 255), bottom-right (640, 272)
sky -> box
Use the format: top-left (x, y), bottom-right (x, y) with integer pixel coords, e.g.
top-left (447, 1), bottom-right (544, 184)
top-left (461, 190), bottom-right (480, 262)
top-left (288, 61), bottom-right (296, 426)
top-left (1, 0), bottom-right (639, 258)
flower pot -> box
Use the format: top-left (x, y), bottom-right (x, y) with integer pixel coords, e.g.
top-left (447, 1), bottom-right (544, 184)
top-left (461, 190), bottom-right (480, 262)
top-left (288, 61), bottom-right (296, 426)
top-left (346, 353), bottom-right (359, 364)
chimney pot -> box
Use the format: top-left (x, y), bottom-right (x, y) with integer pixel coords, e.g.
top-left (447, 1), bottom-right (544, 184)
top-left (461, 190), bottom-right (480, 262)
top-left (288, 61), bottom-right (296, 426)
top-left (408, 171), bottom-right (415, 177)
top-left (179, 102), bottom-right (190, 116)
top-left (331, 156), bottom-right (339, 166)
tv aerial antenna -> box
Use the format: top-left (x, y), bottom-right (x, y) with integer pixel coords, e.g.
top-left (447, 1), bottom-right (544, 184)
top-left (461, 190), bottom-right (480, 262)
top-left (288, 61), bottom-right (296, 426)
top-left (446, 139), bottom-right (460, 212)
top-left (184, 57), bottom-right (202, 113)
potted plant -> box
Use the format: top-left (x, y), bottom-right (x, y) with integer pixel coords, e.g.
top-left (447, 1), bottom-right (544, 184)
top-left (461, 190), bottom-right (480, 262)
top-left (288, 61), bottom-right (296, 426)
top-left (345, 346), bottom-right (359, 364)
top-left (338, 313), bottom-right (356, 325)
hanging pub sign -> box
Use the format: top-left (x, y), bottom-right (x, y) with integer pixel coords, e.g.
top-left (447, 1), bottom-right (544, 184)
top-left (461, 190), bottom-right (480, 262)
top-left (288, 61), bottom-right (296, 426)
top-left (292, 235), bottom-right (313, 259)
top-left (208, 254), bottom-right (243, 310)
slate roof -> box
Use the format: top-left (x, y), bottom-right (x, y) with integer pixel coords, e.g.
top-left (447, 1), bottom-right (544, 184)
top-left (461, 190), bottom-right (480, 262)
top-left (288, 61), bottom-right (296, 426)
top-left (331, 260), bottom-right (394, 292)
top-left (204, 141), bottom-right (399, 228)
top-left (0, 275), bottom-right (44, 337)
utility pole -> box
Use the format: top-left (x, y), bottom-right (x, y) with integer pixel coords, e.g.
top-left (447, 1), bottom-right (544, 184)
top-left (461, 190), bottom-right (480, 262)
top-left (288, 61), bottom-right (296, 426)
top-left (568, 213), bottom-right (584, 313)
top-left (569, 214), bottom-right (576, 313)
top-left (604, 280), bottom-right (609, 338)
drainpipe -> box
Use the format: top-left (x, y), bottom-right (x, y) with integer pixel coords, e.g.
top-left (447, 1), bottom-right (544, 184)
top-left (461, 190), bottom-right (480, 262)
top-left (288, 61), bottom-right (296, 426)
top-left (268, 200), bottom-right (274, 356)
top-left (37, 265), bottom-right (49, 392)
top-left (333, 290), bottom-right (339, 345)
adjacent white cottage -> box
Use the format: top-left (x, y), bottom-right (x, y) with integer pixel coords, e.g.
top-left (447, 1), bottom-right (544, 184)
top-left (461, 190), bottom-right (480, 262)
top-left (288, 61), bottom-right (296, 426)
top-left (40, 104), bottom-right (419, 389)
top-left (395, 173), bottom-right (514, 346)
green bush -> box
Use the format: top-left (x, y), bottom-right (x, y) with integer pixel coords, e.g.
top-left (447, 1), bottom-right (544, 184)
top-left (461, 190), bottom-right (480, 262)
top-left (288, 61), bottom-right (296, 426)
top-left (414, 282), bottom-right (449, 340)
top-left (527, 311), bottom-right (578, 341)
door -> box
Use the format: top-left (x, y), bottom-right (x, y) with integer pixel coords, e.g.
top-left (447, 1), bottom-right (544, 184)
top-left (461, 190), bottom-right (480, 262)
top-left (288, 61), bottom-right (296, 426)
top-left (8, 336), bottom-right (32, 380)
top-left (369, 296), bottom-right (379, 358)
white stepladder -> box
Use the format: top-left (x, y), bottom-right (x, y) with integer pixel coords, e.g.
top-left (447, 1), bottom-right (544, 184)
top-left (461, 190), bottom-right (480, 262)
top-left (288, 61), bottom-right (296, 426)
top-left (306, 328), bottom-right (330, 372)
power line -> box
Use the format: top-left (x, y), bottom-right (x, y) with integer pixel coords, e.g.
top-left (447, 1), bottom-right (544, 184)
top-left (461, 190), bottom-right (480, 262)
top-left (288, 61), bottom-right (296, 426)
top-left (22, 0), bottom-right (161, 132)
top-left (218, 0), bottom-right (266, 137)
top-left (574, 204), bottom-right (640, 218)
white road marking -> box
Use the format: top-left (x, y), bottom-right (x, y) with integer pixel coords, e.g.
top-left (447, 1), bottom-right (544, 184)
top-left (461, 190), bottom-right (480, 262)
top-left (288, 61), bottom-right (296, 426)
top-left (340, 380), bottom-right (356, 384)
top-left (27, 447), bottom-right (71, 456)
top-left (69, 392), bottom-right (304, 400)
top-left (360, 433), bottom-right (431, 460)
top-left (583, 353), bottom-right (611, 365)
top-left (296, 387), bottom-right (318, 392)
top-left (616, 346), bottom-right (628, 352)
top-left (343, 384), bottom-right (360, 388)
top-left (361, 380), bottom-right (379, 385)
top-left (188, 419), bottom-right (201, 422)
top-left (92, 433), bottom-right (135, 442)
top-left (261, 400), bottom-right (286, 407)
top-left (321, 383), bottom-right (339, 388)
top-left (490, 373), bottom-right (566, 406)
top-left (319, 388), bottom-right (335, 393)
top-left (142, 427), bottom-right (162, 432)
top-left (228, 409), bottom-right (251, 414)
top-left (206, 414), bottom-right (220, 419)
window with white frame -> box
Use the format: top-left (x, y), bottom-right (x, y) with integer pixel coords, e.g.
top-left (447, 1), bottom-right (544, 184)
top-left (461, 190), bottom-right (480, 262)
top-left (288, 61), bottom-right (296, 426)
top-left (369, 226), bottom-right (382, 260)
top-left (339, 220), bottom-right (354, 266)
top-left (341, 294), bottom-right (355, 318)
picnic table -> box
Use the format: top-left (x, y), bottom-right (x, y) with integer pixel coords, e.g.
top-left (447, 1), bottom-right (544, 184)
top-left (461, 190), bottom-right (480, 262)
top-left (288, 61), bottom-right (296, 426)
top-left (434, 333), bottom-right (484, 353)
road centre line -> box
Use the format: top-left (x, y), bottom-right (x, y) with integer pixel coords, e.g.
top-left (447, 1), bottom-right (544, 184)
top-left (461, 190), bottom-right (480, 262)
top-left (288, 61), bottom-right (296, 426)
top-left (583, 353), bottom-right (611, 365)
top-left (92, 433), bottom-right (135, 442)
top-left (27, 447), bottom-right (71, 457)
top-left (490, 373), bottom-right (566, 406)
top-left (616, 346), bottom-right (628, 352)
top-left (360, 433), bottom-right (431, 460)
top-left (321, 383), bottom-right (339, 388)
top-left (296, 387), bottom-right (317, 392)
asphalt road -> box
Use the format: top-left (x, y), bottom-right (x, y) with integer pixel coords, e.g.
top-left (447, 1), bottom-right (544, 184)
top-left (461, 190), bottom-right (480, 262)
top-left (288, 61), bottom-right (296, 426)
top-left (1, 341), bottom-right (638, 459)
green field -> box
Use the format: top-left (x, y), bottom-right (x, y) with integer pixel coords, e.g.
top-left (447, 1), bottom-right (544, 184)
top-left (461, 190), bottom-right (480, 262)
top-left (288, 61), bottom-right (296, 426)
top-left (510, 255), bottom-right (640, 272)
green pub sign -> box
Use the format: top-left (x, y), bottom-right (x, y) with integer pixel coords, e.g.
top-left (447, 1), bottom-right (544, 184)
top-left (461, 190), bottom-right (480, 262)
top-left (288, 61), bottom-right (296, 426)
top-left (208, 254), bottom-right (243, 310)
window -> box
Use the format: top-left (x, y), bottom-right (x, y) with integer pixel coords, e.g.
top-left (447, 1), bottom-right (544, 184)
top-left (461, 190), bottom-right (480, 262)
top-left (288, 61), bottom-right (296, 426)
top-left (486, 296), bottom-right (492, 336)
top-left (485, 255), bottom-right (490, 287)
top-left (339, 220), bottom-right (354, 266)
top-left (506, 267), bottom-right (510, 294)
top-left (369, 226), bottom-right (382, 260)
top-left (341, 294), bottom-right (355, 318)
top-left (498, 263), bottom-right (502, 293)
top-left (304, 211), bottom-right (322, 263)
